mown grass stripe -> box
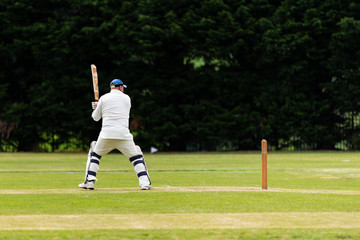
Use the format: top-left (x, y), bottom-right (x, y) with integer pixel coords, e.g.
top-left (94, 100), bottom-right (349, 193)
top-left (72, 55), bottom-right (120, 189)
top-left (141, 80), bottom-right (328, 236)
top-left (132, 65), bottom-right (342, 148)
top-left (1, 213), bottom-right (360, 230)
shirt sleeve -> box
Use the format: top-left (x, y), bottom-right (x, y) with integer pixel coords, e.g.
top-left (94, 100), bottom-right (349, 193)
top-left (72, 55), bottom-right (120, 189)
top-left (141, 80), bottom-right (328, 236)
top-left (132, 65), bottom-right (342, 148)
top-left (91, 98), bottom-right (102, 121)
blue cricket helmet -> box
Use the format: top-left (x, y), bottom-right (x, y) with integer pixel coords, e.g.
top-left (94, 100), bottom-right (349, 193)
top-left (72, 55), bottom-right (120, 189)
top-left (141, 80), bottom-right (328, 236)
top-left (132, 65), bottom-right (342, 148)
top-left (110, 79), bottom-right (127, 88)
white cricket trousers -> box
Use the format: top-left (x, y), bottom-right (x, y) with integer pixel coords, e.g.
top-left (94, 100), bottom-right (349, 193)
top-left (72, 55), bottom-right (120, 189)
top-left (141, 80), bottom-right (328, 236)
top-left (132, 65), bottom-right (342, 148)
top-left (93, 138), bottom-right (138, 157)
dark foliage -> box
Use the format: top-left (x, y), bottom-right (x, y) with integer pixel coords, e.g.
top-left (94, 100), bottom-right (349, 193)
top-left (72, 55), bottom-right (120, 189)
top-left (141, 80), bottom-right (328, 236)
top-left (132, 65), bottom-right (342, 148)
top-left (1, 0), bottom-right (360, 151)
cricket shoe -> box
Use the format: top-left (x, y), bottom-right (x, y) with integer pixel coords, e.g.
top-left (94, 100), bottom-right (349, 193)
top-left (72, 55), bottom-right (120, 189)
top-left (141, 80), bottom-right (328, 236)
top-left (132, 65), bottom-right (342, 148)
top-left (78, 180), bottom-right (95, 190)
top-left (140, 184), bottom-right (152, 190)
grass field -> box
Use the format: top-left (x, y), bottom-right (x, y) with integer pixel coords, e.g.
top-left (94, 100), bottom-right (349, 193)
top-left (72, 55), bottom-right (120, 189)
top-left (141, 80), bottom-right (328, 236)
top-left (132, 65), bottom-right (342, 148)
top-left (1, 151), bottom-right (360, 239)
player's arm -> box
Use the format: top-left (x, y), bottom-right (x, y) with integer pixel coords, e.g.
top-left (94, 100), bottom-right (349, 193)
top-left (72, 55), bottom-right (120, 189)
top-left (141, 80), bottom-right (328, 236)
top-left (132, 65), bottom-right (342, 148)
top-left (91, 98), bottom-right (102, 121)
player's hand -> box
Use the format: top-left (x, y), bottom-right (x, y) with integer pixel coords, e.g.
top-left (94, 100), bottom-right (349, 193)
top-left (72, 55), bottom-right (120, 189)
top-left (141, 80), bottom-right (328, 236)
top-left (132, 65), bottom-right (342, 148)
top-left (91, 101), bottom-right (98, 110)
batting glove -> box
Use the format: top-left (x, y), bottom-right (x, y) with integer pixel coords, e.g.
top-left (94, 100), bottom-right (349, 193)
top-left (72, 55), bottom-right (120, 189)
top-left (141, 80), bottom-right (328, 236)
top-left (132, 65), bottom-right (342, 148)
top-left (91, 101), bottom-right (98, 110)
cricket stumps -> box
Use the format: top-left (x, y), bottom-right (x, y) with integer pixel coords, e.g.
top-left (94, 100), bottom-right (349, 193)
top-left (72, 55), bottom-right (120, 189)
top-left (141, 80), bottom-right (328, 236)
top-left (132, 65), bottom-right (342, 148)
top-left (261, 139), bottom-right (267, 190)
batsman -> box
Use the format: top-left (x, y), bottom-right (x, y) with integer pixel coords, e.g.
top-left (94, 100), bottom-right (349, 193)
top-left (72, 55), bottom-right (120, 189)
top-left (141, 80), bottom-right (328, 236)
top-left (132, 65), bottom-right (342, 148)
top-left (79, 78), bottom-right (152, 190)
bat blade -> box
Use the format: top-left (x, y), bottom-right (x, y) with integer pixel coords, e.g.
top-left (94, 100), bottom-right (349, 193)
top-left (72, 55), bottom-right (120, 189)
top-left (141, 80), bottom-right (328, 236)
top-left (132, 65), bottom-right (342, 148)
top-left (91, 64), bottom-right (99, 101)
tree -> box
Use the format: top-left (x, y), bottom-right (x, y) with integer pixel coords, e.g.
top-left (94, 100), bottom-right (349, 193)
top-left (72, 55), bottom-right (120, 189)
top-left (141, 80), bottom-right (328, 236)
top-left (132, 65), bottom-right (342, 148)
top-left (328, 17), bottom-right (360, 149)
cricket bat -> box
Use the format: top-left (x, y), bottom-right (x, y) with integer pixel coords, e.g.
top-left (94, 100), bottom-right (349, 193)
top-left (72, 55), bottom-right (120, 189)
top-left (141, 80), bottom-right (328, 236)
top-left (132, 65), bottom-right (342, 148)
top-left (91, 64), bottom-right (99, 101)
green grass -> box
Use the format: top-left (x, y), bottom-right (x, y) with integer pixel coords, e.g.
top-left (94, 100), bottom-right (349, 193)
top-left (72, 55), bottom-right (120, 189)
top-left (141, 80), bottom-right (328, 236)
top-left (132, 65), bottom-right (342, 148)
top-left (2, 229), bottom-right (360, 240)
top-left (1, 151), bottom-right (360, 239)
top-left (1, 192), bottom-right (360, 215)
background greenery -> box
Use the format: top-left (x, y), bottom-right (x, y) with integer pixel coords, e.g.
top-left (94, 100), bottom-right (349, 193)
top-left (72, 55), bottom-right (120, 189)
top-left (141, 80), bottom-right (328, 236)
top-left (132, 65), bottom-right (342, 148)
top-left (1, 0), bottom-right (360, 151)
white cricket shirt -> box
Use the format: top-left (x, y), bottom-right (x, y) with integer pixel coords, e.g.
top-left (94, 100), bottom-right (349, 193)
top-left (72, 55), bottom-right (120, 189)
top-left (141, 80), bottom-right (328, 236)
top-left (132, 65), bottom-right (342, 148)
top-left (92, 89), bottom-right (133, 140)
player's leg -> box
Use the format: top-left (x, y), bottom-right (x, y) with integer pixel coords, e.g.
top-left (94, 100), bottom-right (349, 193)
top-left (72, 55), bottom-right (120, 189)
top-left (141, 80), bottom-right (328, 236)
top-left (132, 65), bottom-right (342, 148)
top-left (85, 151), bottom-right (102, 187)
top-left (78, 141), bottom-right (97, 189)
top-left (134, 145), bottom-right (152, 189)
top-left (118, 141), bottom-right (152, 190)
top-left (79, 138), bottom-right (114, 190)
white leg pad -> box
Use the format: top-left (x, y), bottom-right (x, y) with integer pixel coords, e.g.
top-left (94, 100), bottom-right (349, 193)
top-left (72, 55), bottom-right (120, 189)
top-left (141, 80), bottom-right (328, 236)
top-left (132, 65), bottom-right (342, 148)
top-left (134, 163), bottom-right (146, 173)
top-left (86, 152), bottom-right (101, 183)
top-left (84, 149), bottom-right (92, 181)
top-left (139, 175), bottom-right (151, 186)
top-left (129, 153), bottom-right (151, 187)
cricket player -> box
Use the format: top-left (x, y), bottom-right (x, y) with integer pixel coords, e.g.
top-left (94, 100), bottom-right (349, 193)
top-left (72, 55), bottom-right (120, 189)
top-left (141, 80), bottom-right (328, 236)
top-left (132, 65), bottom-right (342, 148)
top-left (78, 79), bottom-right (152, 190)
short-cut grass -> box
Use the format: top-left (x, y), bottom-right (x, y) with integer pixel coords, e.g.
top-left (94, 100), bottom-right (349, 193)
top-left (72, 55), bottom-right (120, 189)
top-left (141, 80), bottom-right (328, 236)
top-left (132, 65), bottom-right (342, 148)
top-left (0, 151), bottom-right (360, 239)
